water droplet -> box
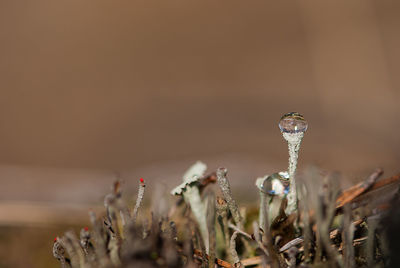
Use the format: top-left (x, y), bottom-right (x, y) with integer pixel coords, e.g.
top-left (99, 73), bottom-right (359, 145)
top-left (261, 171), bottom-right (290, 196)
top-left (279, 112), bottom-right (308, 134)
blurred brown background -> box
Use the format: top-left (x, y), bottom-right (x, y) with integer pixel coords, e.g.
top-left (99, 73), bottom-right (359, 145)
top-left (0, 0), bottom-right (399, 267)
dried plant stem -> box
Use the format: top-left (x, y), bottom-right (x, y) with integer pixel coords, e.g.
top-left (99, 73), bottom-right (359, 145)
top-left (217, 168), bottom-right (242, 226)
top-left (298, 184), bottom-right (312, 262)
top-left (193, 249), bottom-right (232, 268)
top-left (252, 221), bottom-right (269, 256)
top-left (217, 167), bottom-right (252, 256)
top-left (216, 196), bottom-right (232, 263)
top-left (315, 176), bottom-right (341, 266)
top-left (342, 205), bottom-right (355, 268)
top-left (228, 222), bottom-right (253, 240)
top-left (52, 164), bottom-right (400, 267)
top-left (336, 168), bottom-right (383, 209)
top-left (240, 256), bottom-right (262, 266)
top-left (260, 190), bottom-right (279, 268)
top-left (258, 188), bottom-right (267, 233)
top-left (367, 216), bottom-right (379, 267)
top-left (288, 247), bottom-right (298, 268)
top-left (230, 231), bottom-right (242, 267)
top-left (89, 211), bottom-right (110, 266)
top-left (62, 231), bottom-right (87, 268)
top-left (133, 179), bottom-right (146, 222)
top-left (279, 237), bottom-right (304, 253)
top-left (190, 217), bottom-right (208, 264)
top-left (206, 192), bottom-right (216, 268)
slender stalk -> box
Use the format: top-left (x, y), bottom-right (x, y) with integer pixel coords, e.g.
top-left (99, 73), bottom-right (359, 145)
top-left (133, 178), bottom-right (146, 222)
top-left (230, 231), bottom-right (241, 267)
top-left (216, 167), bottom-right (242, 226)
top-left (282, 132), bottom-right (304, 215)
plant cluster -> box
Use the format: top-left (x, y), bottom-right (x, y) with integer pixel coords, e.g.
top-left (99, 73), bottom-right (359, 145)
top-left (52, 164), bottom-right (400, 267)
top-left (52, 112), bottom-right (400, 267)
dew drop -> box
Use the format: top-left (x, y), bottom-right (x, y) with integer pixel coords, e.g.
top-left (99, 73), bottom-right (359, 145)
top-left (279, 112), bottom-right (308, 134)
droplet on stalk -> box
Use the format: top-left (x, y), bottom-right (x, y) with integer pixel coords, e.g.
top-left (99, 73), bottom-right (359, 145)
top-left (279, 112), bottom-right (308, 214)
top-left (279, 112), bottom-right (308, 134)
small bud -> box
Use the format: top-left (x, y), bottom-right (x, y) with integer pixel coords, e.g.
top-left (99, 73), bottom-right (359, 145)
top-left (140, 178), bottom-right (144, 183)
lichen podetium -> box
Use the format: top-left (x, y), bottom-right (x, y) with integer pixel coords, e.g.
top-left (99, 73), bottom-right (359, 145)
top-left (279, 112), bottom-right (308, 215)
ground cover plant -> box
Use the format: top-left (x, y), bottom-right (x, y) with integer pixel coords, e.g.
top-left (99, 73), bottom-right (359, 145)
top-left (52, 113), bottom-right (400, 267)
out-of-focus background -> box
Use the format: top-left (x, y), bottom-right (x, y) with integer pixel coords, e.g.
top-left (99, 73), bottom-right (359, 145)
top-left (0, 0), bottom-right (399, 267)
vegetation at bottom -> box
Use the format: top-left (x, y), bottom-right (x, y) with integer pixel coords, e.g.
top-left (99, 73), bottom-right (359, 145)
top-left (53, 163), bottom-right (400, 267)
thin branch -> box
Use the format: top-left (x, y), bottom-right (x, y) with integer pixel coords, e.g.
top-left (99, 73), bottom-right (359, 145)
top-left (217, 167), bottom-right (242, 226)
top-left (193, 249), bottom-right (232, 268)
top-left (336, 168), bottom-right (383, 209)
top-left (228, 222), bottom-right (253, 240)
top-left (230, 231), bottom-right (242, 267)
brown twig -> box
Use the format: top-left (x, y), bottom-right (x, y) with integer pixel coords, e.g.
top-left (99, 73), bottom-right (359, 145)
top-left (193, 249), bottom-right (232, 268)
top-left (199, 172), bottom-right (217, 189)
top-left (241, 256), bottom-right (262, 266)
top-left (336, 168), bottom-right (383, 210)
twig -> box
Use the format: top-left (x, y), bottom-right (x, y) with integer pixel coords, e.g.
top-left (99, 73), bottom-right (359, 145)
top-left (336, 168), bottom-right (383, 209)
top-left (62, 231), bottom-right (87, 268)
top-left (206, 192), bottom-right (216, 268)
top-left (88, 210), bottom-right (110, 265)
top-left (367, 172), bottom-right (400, 192)
top-left (279, 237), bottom-right (304, 253)
top-left (217, 168), bottom-right (242, 226)
top-left (367, 216), bottom-right (379, 267)
top-left (198, 172), bottom-right (217, 190)
top-left (316, 175), bottom-right (341, 264)
top-left (217, 167), bottom-right (252, 256)
top-left (228, 222), bottom-right (253, 240)
top-left (183, 223), bottom-right (196, 268)
top-left (216, 196), bottom-right (233, 263)
top-left (252, 221), bottom-right (269, 256)
top-left (240, 256), bottom-right (262, 266)
top-left (287, 246), bottom-right (298, 268)
top-left (298, 183), bottom-right (312, 262)
top-left (193, 249), bottom-right (232, 268)
top-left (342, 204), bottom-right (355, 268)
top-left (230, 231), bottom-right (242, 267)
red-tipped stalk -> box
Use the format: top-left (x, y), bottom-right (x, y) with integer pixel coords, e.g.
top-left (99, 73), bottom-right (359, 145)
top-left (133, 178), bottom-right (146, 222)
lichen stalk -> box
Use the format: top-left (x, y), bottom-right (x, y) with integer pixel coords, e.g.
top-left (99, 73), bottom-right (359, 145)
top-left (259, 188), bottom-right (267, 232)
top-left (217, 167), bottom-right (253, 256)
top-left (206, 193), bottom-right (216, 268)
top-left (229, 231), bottom-right (241, 267)
top-left (133, 179), bottom-right (146, 222)
top-left (216, 167), bottom-right (242, 226)
top-left (282, 132), bottom-right (304, 215)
